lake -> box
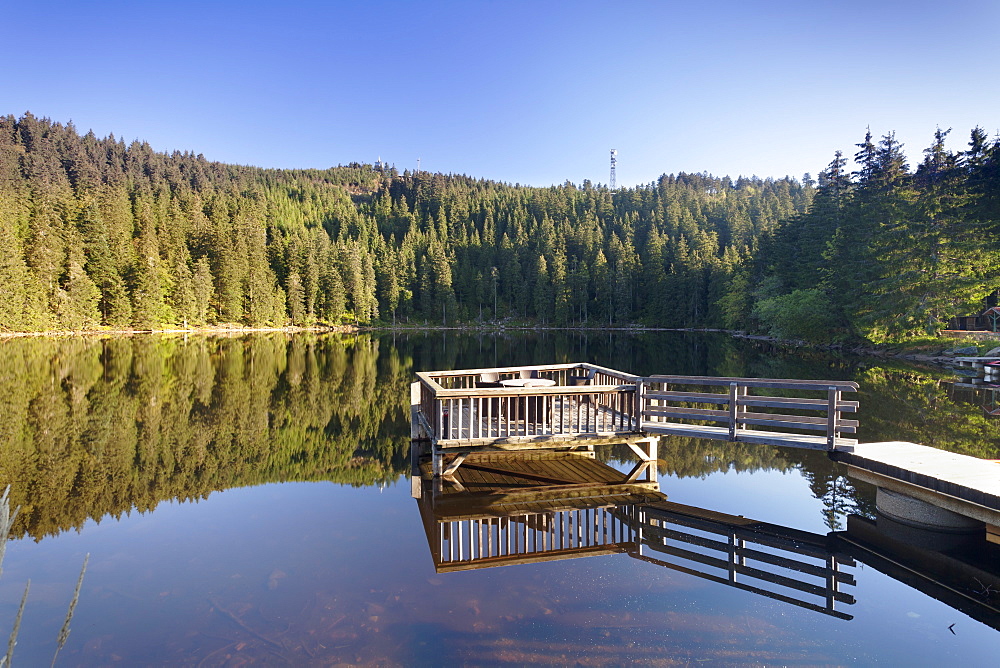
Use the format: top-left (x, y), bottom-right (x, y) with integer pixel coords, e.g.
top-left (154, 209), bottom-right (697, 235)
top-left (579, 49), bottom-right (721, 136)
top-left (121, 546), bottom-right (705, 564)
top-left (0, 331), bottom-right (998, 665)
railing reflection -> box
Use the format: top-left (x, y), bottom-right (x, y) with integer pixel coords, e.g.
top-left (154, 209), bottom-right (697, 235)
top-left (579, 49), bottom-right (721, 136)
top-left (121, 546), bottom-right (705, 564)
top-left (414, 451), bottom-right (857, 620)
top-left (423, 501), bottom-right (641, 572)
top-left (628, 502), bottom-right (855, 620)
top-left (415, 452), bottom-right (1000, 627)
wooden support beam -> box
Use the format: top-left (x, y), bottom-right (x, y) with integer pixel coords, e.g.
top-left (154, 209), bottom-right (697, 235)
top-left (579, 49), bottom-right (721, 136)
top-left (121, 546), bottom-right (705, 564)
top-left (626, 440), bottom-right (654, 462)
top-left (442, 453), bottom-right (468, 478)
top-left (626, 460), bottom-right (652, 483)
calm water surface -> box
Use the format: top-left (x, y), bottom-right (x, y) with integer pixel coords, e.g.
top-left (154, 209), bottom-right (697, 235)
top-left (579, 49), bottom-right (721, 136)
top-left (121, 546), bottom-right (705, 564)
top-left (0, 331), bottom-right (998, 665)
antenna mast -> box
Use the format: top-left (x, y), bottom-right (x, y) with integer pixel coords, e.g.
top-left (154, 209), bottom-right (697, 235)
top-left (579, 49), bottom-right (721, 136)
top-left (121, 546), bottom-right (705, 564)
top-left (609, 149), bottom-right (618, 190)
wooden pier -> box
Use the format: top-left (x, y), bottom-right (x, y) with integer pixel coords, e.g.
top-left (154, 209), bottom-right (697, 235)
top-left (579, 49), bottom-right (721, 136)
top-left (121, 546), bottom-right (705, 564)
top-left (412, 363), bottom-right (1000, 545)
top-left (408, 365), bottom-right (1000, 627)
top-left (411, 363), bottom-right (860, 480)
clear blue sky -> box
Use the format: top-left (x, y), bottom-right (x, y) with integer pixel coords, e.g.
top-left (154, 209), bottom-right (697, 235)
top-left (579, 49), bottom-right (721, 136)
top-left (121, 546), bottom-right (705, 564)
top-left (6, 0), bottom-right (998, 187)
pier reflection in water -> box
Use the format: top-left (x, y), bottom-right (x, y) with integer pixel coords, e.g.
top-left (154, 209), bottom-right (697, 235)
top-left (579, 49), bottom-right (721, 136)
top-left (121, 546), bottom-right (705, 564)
top-left (415, 450), bottom-right (1000, 630)
top-left (415, 450), bottom-right (857, 620)
top-left (3, 331), bottom-right (1000, 664)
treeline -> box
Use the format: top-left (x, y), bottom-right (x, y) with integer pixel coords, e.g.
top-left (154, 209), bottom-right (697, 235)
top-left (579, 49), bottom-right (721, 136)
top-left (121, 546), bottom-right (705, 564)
top-left (0, 113), bottom-right (809, 331)
top-left (4, 113), bottom-right (997, 341)
top-left (751, 127), bottom-right (1000, 342)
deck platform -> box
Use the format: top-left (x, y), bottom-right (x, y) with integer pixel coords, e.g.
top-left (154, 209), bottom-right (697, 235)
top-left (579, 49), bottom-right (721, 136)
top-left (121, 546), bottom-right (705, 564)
top-left (416, 450), bottom-right (661, 507)
top-left (412, 363), bottom-right (1000, 542)
top-left (411, 364), bottom-right (862, 479)
top-left (834, 442), bottom-right (1000, 530)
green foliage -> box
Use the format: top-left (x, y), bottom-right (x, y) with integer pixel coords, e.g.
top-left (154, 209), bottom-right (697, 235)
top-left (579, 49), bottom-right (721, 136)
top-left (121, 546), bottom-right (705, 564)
top-left (756, 126), bottom-right (1000, 343)
top-left (752, 289), bottom-right (842, 342)
top-left (3, 114), bottom-right (994, 337)
top-left (0, 114), bottom-right (810, 331)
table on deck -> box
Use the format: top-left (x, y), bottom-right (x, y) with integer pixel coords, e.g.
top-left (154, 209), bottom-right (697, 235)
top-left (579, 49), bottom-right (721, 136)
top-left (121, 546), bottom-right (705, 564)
top-left (500, 378), bottom-right (556, 421)
top-left (499, 379), bottom-right (557, 388)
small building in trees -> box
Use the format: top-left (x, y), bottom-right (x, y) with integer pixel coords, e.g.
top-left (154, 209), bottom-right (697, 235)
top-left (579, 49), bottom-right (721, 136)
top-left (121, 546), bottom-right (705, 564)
top-left (947, 291), bottom-right (1000, 331)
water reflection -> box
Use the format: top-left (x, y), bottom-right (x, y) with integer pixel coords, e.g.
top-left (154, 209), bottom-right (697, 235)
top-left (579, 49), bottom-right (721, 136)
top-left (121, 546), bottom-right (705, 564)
top-left (837, 513), bottom-right (1000, 632)
top-left (2, 331), bottom-right (998, 543)
top-left (415, 453), bottom-right (857, 621)
top-left (0, 331), bottom-right (999, 664)
top-left (415, 452), bottom-right (1000, 630)
top-left (0, 334), bottom-right (411, 540)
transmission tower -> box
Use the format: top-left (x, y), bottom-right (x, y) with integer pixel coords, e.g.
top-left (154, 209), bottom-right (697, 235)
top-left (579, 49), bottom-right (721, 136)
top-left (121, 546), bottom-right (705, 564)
top-left (609, 149), bottom-right (618, 190)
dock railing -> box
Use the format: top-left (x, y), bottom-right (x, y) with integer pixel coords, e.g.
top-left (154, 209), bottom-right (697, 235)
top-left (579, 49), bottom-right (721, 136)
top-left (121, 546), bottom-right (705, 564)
top-left (639, 376), bottom-right (860, 451)
top-left (412, 366), bottom-right (861, 452)
top-left (413, 363), bottom-right (640, 444)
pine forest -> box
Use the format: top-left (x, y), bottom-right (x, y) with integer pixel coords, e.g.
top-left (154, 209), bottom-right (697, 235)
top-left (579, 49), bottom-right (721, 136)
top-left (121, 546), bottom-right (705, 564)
top-left (1, 113), bottom-right (997, 342)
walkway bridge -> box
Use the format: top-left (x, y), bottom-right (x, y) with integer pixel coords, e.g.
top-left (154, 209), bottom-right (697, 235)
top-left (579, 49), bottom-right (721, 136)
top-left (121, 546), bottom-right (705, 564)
top-left (411, 363), bottom-right (859, 478)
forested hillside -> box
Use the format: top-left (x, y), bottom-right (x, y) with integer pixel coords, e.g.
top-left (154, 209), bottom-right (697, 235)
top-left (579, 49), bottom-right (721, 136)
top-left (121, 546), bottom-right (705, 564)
top-left (2, 113), bottom-right (997, 340)
top-left (0, 113), bottom-right (808, 332)
top-left (753, 128), bottom-right (1000, 342)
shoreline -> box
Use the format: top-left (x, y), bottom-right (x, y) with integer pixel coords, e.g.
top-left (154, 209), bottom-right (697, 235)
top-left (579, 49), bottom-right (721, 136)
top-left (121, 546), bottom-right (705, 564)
top-left (0, 324), bottom-right (358, 339)
top-left (2, 323), bottom-right (993, 368)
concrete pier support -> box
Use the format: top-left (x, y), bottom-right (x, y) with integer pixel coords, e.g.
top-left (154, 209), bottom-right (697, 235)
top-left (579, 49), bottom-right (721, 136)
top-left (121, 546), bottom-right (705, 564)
top-left (873, 488), bottom-right (984, 551)
top-left (875, 488), bottom-right (984, 533)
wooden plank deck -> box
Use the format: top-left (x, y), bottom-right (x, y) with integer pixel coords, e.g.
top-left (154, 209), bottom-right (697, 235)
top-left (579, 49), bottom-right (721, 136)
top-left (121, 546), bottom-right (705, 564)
top-left (833, 442), bottom-right (1000, 522)
top-left (640, 422), bottom-right (858, 450)
top-left (419, 451), bottom-right (654, 497)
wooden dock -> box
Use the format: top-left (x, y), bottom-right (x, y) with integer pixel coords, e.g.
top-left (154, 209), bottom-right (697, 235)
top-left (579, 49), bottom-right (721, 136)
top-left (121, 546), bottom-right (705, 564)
top-left (833, 442), bottom-right (1000, 540)
top-left (411, 363), bottom-right (860, 480)
top-left (412, 363), bottom-right (1000, 543)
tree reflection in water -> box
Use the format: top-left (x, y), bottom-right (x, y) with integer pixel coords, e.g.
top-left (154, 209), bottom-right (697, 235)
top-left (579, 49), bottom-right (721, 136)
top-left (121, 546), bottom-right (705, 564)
top-left (0, 330), bottom-right (996, 542)
top-left (0, 331), bottom-right (998, 665)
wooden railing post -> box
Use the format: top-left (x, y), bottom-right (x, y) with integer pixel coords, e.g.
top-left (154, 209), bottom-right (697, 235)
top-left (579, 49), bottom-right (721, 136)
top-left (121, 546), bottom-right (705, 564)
top-left (410, 381), bottom-right (421, 440)
top-left (827, 386), bottom-right (840, 449)
top-left (635, 379), bottom-right (645, 432)
top-left (728, 382), bottom-right (739, 441)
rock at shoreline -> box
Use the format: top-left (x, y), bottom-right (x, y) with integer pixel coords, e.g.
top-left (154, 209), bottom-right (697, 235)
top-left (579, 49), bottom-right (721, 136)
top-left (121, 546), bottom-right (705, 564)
top-left (942, 346), bottom-right (979, 356)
